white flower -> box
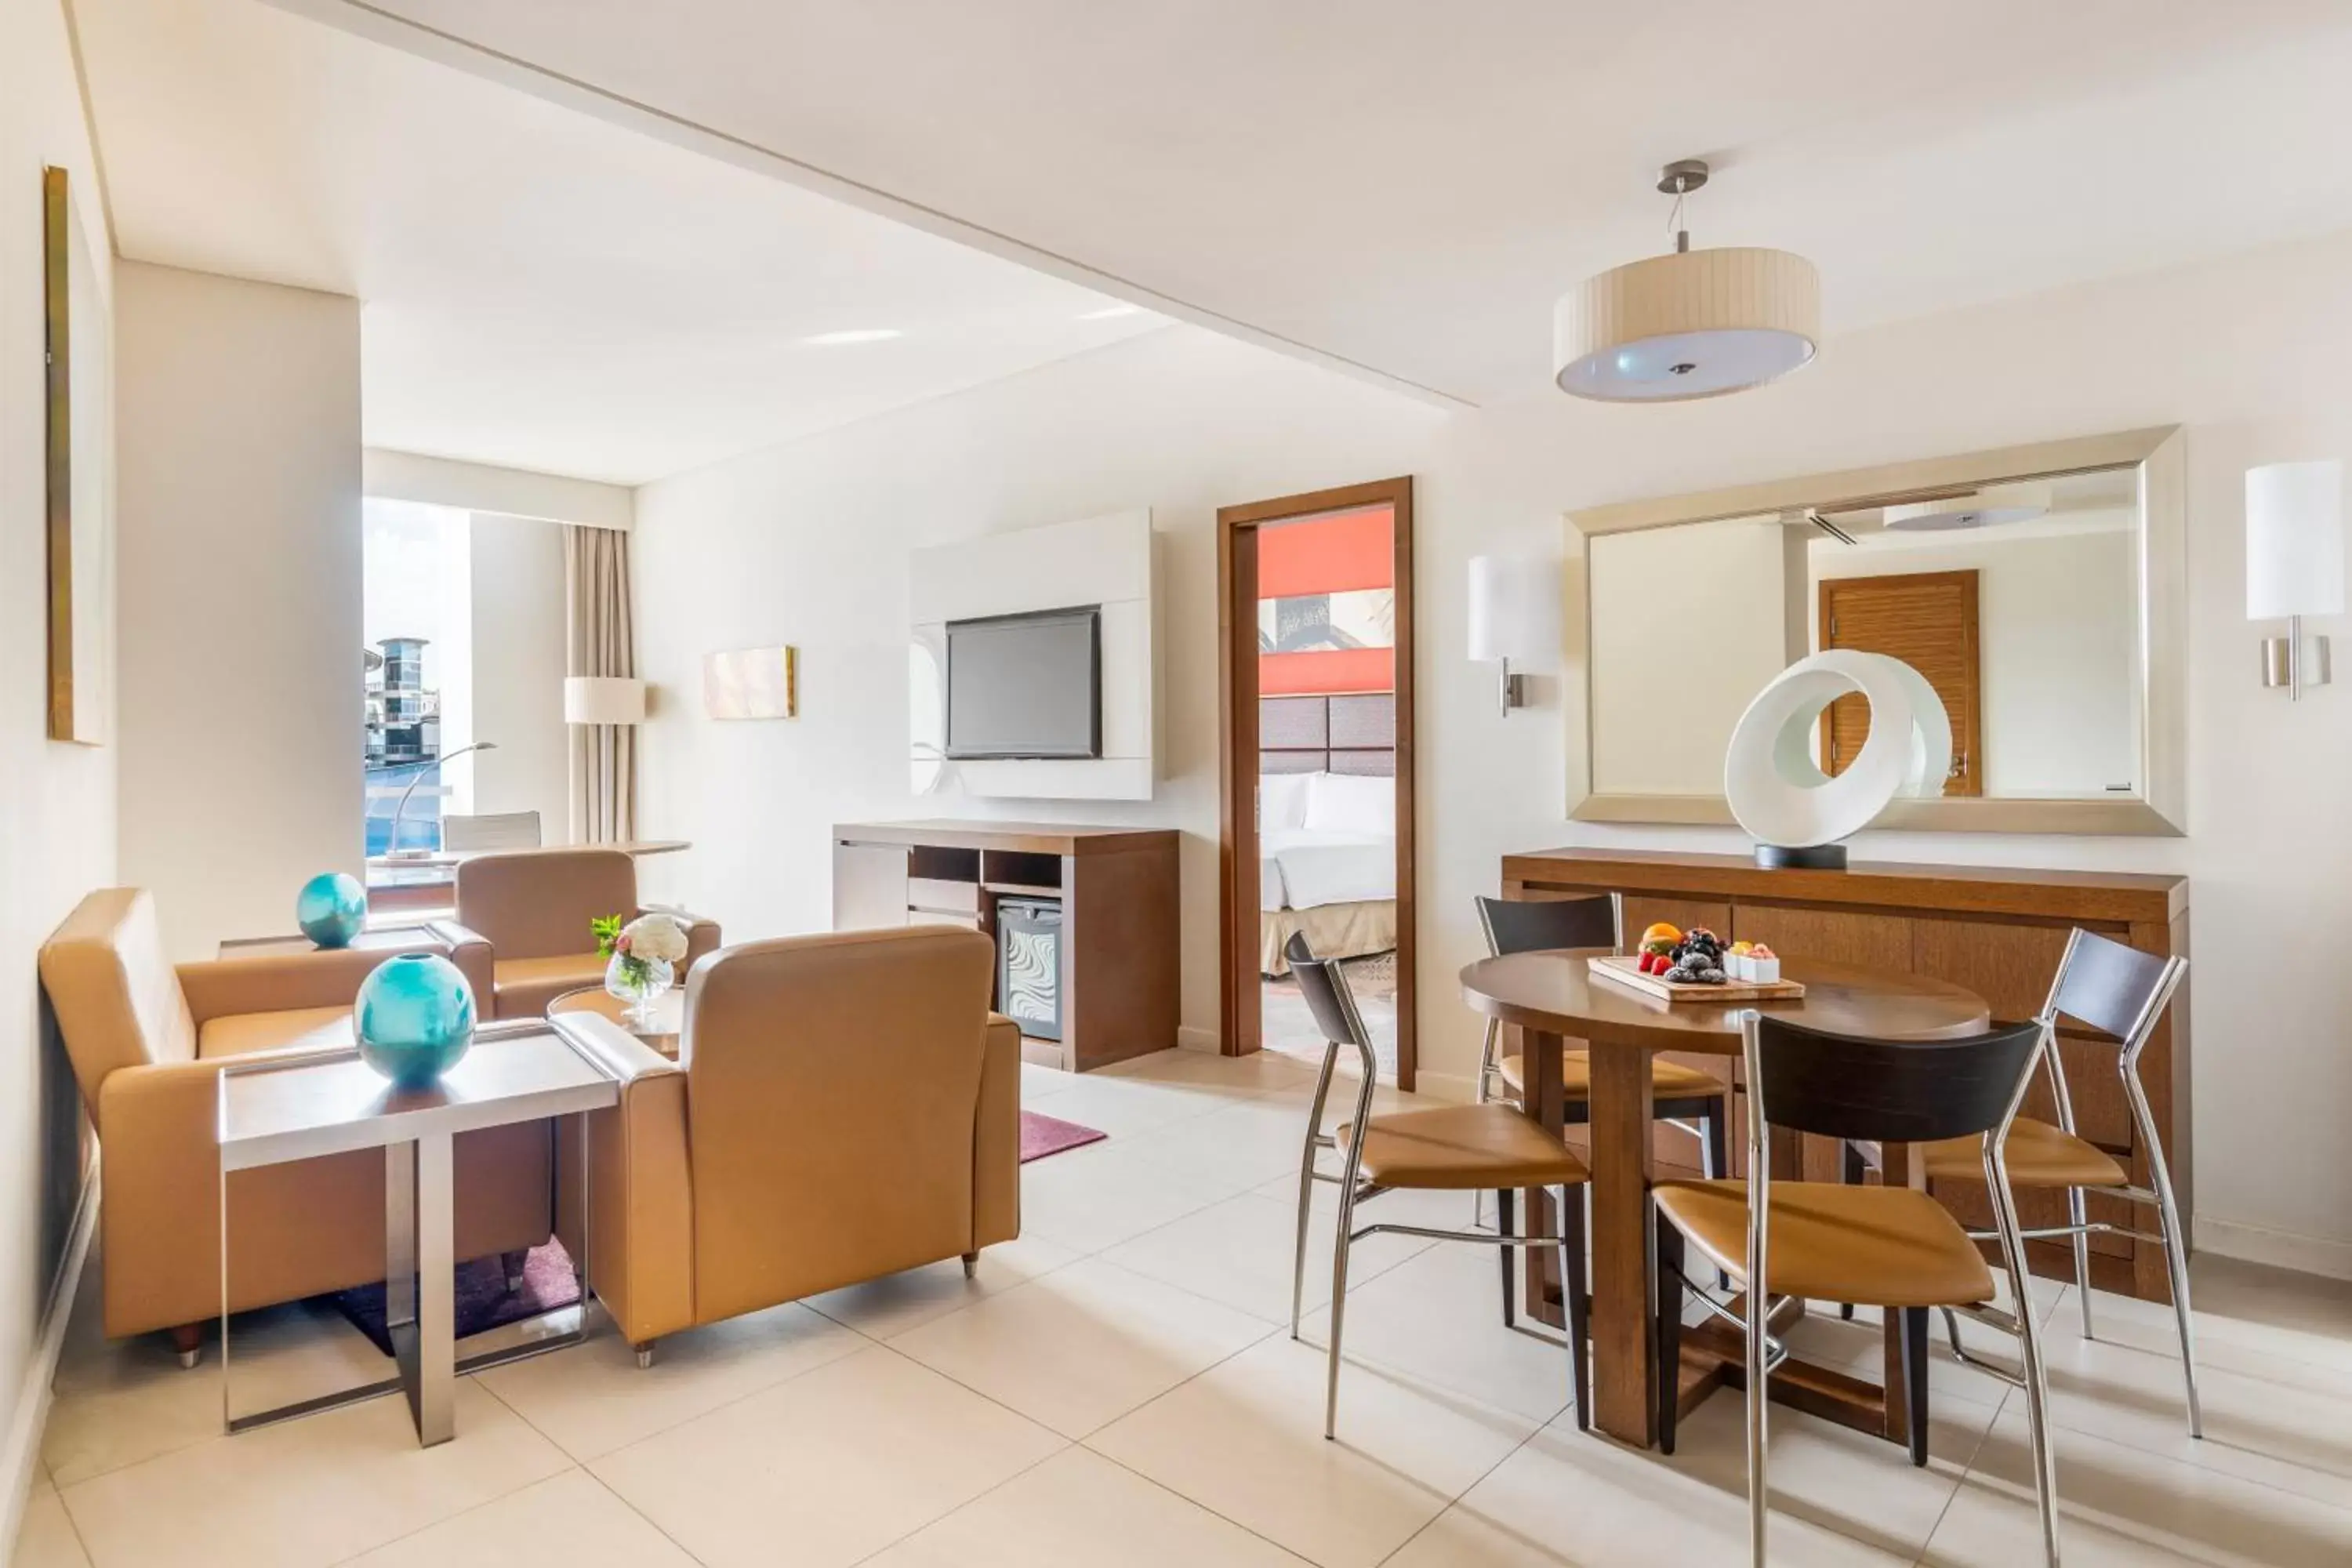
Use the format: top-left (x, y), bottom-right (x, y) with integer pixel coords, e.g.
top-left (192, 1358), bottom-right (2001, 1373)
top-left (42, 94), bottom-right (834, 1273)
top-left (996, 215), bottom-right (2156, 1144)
top-left (619, 913), bottom-right (690, 965)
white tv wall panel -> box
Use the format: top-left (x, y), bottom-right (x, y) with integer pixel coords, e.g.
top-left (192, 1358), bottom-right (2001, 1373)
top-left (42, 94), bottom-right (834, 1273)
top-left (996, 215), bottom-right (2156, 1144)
top-left (909, 510), bottom-right (1155, 801)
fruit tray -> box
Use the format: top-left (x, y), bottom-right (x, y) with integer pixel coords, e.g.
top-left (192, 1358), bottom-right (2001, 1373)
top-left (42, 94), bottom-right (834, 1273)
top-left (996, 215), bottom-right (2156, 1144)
top-left (1588, 953), bottom-right (1806, 1004)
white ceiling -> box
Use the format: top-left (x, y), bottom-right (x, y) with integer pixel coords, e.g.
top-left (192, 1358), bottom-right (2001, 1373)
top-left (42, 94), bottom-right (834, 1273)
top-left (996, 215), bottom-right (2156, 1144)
top-left (266, 0), bottom-right (2352, 407)
top-left (73, 0), bottom-right (1163, 484)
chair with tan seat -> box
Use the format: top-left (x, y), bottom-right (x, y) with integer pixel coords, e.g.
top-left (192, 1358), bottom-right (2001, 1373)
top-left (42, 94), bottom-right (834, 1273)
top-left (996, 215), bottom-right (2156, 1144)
top-left (543, 925), bottom-right (1022, 1367)
top-left (37, 889), bottom-right (553, 1363)
top-left (1653, 1011), bottom-right (2063, 1567)
top-left (1284, 932), bottom-right (1590, 1438)
top-left (453, 848), bottom-right (720, 1018)
top-left (1472, 895), bottom-right (1729, 1290)
top-left (1916, 927), bottom-right (2198, 1436)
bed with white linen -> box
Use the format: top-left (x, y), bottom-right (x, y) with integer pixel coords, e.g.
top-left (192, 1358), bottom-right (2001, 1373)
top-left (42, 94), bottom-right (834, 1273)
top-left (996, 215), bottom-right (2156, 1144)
top-left (1259, 769), bottom-right (1396, 975)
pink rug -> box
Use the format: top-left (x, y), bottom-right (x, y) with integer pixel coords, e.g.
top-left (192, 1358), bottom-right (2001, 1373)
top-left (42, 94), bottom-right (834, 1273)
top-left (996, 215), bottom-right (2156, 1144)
top-left (1020, 1110), bottom-right (1106, 1163)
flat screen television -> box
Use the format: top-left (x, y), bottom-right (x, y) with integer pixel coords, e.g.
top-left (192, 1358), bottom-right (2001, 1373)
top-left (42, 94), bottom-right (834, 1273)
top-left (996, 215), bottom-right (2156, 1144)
top-left (944, 605), bottom-right (1102, 760)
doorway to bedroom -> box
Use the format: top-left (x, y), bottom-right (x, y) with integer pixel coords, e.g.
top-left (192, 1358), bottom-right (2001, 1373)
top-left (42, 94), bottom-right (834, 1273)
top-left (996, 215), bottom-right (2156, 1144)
top-left (1218, 478), bottom-right (1415, 1089)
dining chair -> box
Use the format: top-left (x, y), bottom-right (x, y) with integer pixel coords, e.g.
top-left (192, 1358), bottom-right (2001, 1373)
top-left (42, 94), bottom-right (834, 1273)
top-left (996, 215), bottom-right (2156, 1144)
top-left (1653, 1011), bottom-right (2062, 1567)
top-left (1284, 931), bottom-right (1591, 1439)
top-left (1916, 927), bottom-right (2198, 1436)
top-left (1472, 895), bottom-right (1730, 1283)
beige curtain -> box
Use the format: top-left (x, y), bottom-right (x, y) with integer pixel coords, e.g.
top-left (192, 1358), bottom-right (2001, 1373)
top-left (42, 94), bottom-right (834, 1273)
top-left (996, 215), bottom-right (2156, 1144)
top-left (565, 525), bottom-right (637, 843)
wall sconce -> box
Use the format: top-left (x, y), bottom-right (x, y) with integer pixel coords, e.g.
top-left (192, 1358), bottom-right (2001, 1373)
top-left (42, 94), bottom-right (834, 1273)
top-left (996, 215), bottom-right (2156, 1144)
top-left (2246, 461), bottom-right (2343, 700)
top-left (1467, 554), bottom-right (1556, 715)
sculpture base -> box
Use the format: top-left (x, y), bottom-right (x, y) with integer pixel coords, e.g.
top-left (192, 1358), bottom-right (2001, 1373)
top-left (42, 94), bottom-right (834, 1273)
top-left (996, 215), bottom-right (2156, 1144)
top-left (1754, 842), bottom-right (1848, 871)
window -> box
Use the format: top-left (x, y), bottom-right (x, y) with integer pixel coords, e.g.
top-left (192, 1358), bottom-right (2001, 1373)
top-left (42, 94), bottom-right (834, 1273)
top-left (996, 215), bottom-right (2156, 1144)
top-left (363, 500), bottom-right (473, 855)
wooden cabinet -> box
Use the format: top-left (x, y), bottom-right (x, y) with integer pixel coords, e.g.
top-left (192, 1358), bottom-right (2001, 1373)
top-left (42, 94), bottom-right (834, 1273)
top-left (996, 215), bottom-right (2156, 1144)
top-left (833, 821), bottom-right (1179, 1073)
top-left (1502, 848), bottom-right (2190, 1303)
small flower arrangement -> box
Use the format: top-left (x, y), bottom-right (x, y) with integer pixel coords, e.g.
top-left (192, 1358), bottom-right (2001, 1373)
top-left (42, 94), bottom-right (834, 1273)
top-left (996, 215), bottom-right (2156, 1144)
top-left (595, 911), bottom-right (690, 993)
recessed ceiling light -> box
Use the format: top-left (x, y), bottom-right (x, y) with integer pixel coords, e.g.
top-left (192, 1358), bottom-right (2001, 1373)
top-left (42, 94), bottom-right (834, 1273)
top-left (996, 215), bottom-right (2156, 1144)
top-left (802, 328), bottom-right (903, 346)
top-left (1079, 303), bottom-right (1145, 321)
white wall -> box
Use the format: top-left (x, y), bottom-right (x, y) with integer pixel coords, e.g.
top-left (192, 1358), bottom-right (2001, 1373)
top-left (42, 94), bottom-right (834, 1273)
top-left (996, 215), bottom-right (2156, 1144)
top-left (633, 328), bottom-right (1449, 1040)
top-left (1812, 524), bottom-right (2140, 797)
top-left (1, 0), bottom-right (117, 1534)
top-left (637, 227), bottom-right (2352, 1277)
top-left (467, 512), bottom-right (569, 840)
top-left (116, 261), bottom-right (362, 959)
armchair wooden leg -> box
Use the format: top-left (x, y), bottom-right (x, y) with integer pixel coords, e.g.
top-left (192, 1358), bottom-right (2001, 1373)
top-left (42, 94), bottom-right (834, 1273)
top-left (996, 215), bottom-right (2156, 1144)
top-left (633, 1341), bottom-right (657, 1370)
top-left (961, 1250), bottom-right (979, 1280)
top-left (169, 1323), bottom-right (203, 1370)
top-left (500, 1249), bottom-right (529, 1294)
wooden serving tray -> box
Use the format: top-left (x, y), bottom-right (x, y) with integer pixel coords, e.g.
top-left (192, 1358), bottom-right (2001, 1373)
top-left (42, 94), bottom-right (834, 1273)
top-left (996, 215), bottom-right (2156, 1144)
top-left (1588, 953), bottom-right (1806, 1004)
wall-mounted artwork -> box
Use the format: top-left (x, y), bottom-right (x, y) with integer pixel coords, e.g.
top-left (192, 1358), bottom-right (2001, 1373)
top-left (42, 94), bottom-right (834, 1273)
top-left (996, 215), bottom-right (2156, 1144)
top-left (703, 646), bottom-right (798, 719)
top-left (45, 166), bottom-right (111, 744)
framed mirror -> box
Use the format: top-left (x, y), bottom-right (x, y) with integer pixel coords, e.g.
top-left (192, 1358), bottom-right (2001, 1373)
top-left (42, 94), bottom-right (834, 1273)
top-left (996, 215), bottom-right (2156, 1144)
top-left (1567, 426), bottom-right (2185, 835)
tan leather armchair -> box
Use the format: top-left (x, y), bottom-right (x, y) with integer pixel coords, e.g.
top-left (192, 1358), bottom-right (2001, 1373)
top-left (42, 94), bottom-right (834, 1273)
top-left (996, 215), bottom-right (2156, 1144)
top-left (38, 889), bottom-right (554, 1356)
top-left (546, 926), bottom-right (1022, 1363)
top-left (453, 848), bottom-right (720, 1019)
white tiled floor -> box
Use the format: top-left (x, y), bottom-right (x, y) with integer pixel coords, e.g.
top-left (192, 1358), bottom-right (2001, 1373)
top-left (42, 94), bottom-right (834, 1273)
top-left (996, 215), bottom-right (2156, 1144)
top-left (16, 1047), bottom-right (2352, 1567)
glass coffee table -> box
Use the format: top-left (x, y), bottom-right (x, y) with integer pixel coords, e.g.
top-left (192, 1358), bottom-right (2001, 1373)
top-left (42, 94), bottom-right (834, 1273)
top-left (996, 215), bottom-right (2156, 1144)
top-left (215, 1019), bottom-right (619, 1445)
top-left (547, 986), bottom-right (683, 1058)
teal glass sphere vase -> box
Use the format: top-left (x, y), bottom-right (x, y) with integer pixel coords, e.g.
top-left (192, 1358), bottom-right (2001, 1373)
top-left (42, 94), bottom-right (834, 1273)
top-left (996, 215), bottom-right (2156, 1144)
top-left (296, 871), bottom-right (368, 949)
top-left (354, 953), bottom-right (476, 1089)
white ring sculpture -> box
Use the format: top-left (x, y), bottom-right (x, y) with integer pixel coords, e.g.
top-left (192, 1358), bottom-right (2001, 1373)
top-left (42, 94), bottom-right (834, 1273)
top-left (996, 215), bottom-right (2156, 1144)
top-left (1723, 650), bottom-right (1951, 851)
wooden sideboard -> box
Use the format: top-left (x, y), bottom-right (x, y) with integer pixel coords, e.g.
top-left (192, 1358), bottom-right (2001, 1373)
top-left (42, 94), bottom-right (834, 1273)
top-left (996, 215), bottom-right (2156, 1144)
top-left (1501, 848), bottom-right (2190, 1303)
top-left (833, 821), bottom-right (1179, 1073)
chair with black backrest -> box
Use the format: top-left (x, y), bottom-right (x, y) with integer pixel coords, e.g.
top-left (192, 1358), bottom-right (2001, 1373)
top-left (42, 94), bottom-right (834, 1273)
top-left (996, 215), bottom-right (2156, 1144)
top-left (1473, 895), bottom-right (1731, 1289)
top-left (1916, 927), bottom-right (2198, 1436)
top-left (1284, 931), bottom-right (1591, 1438)
top-left (1653, 1011), bottom-right (2063, 1568)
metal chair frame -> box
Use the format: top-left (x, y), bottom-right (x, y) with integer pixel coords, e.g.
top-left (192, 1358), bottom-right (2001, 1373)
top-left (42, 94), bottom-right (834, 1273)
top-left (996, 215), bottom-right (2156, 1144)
top-left (1471, 893), bottom-right (1728, 1180)
top-left (1719, 1011), bottom-right (2065, 1568)
top-left (1284, 934), bottom-right (1589, 1440)
top-left (1937, 927), bottom-right (2200, 1438)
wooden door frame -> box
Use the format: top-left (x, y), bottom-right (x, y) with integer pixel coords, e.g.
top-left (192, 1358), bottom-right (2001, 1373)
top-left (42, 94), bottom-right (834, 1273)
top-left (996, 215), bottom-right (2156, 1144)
top-left (1217, 476), bottom-right (1417, 1090)
top-left (1817, 567), bottom-right (1984, 797)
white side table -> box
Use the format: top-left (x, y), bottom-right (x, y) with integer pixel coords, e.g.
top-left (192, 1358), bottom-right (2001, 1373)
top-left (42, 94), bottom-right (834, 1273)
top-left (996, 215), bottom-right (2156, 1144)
top-left (216, 1020), bottom-right (618, 1445)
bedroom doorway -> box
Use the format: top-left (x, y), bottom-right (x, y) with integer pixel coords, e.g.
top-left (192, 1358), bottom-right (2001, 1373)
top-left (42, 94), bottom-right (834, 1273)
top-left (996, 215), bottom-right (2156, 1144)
top-left (1218, 477), bottom-right (1415, 1090)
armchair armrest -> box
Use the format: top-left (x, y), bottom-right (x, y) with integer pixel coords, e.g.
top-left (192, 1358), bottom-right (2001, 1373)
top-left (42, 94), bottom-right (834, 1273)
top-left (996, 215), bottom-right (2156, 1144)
top-left (546, 1012), bottom-right (694, 1344)
top-left (421, 917), bottom-right (496, 1009)
top-left (176, 943), bottom-right (430, 1027)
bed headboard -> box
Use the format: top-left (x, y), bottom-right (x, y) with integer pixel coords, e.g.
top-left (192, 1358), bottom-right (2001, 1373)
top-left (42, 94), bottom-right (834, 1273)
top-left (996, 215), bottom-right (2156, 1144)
top-left (1261, 693), bottom-right (1394, 778)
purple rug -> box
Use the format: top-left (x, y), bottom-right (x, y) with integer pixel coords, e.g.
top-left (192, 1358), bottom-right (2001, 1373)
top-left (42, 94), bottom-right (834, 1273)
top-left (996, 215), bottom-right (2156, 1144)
top-left (330, 1239), bottom-right (582, 1356)
top-left (1021, 1110), bottom-right (1106, 1163)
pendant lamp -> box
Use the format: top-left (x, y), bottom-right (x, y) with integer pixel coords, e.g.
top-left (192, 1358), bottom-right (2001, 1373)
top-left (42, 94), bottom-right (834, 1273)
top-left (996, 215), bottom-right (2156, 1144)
top-left (1555, 160), bottom-right (1820, 402)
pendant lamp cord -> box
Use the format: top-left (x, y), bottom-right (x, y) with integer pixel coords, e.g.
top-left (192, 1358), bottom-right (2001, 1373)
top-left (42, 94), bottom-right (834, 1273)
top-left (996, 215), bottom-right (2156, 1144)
top-left (1667, 175), bottom-right (1691, 254)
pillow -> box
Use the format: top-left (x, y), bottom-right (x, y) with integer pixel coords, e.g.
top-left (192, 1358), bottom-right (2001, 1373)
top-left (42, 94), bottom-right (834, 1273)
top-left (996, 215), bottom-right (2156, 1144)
top-left (1259, 770), bottom-right (1316, 832)
top-left (1304, 770), bottom-right (1394, 837)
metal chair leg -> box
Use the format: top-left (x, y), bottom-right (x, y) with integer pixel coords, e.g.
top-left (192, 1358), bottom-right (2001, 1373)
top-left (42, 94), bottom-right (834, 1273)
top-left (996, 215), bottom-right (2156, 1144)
top-left (1292, 1043), bottom-right (1340, 1341)
top-left (1324, 1065), bottom-right (1375, 1441)
top-left (1475, 1018), bottom-right (1498, 1104)
top-left (2067, 1184), bottom-right (2094, 1341)
top-left (1745, 1209), bottom-right (1770, 1568)
top-left (2148, 1171), bottom-right (2203, 1439)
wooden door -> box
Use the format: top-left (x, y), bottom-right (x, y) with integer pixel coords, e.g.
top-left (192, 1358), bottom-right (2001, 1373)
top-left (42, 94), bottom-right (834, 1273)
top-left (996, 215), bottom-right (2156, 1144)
top-left (1818, 569), bottom-right (1984, 796)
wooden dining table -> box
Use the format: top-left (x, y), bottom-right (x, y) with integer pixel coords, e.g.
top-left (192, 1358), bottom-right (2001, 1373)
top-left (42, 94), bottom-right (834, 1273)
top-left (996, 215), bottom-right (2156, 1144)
top-left (1460, 949), bottom-right (1989, 1450)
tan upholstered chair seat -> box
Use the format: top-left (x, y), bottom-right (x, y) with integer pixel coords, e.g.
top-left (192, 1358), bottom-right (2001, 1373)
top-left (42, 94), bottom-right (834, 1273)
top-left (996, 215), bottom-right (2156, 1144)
top-left (1338, 1105), bottom-right (1588, 1190)
top-left (1654, 1178), bottom-right (1994, 1308)
top-left (494, 954), bottom-right (612, 1019)
top-left (196, 1005), bottom-right (352, 1059)
top-left (1918, 1116), bottom-right (2129, 1189)
top-left (1500, 1047), bottom-right (1722, 1102)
